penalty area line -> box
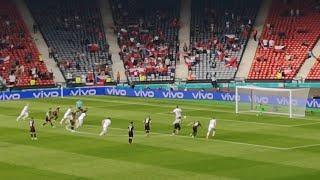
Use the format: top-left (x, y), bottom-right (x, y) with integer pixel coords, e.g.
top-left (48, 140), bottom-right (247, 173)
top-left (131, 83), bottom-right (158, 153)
top-left (289, 122), bottom-right (320, 127)
top-left (285, 143), bottom-right (320, 150)
top-left (74, 126), bottom-right (289, 151)
top-left (155, 112), bottom-right (291, 127)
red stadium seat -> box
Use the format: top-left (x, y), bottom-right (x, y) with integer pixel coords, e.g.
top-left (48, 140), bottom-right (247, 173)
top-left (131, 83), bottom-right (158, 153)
top-left (0, 0), bottom-right (54, 87)
top-left (248, 0), bottom-right (320, 80)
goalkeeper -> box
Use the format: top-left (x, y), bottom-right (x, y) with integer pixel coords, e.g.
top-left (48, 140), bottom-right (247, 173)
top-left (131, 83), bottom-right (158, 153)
top-left (256, 103), bottom-right (266, 116)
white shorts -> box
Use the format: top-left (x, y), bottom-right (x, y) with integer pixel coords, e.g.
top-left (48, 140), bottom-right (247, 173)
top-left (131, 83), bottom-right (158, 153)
top-left (102, 125), bottom-right (108, 131)
top-left (208, 126), bottom-right (215, 132)
top-left (20, 111), bottom-right (28, 116)
top-left (63, 114), bottom-right (69, 119)
top-left (78, 118), bottom-right (84, 125)
top-left (66, 115), bottom-right (72, 120)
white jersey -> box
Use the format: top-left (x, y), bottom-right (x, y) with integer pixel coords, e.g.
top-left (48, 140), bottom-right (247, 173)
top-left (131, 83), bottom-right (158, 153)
top-left (22, 105), bottom-right (29, 113)
top-left (173, 117), bottom-right (181, 125)
top-left (63, 108), bottom-right (72, 118)
top-left (208, 119), bottom-right (217, 129)
top-left (102, 119), bottom-right (111, 127)
top-left (172, 108), bottom-right (182, 118)
top-left (193, 121), bottom-right (200, 127)
top-left (144, 117), bottom-right (151, 124)
top-left (78, 113), bottom-right (86, 120)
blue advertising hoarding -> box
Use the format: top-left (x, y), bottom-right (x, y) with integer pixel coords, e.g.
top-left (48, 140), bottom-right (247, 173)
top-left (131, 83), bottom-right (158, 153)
top-left (1, 86), bottom-right (319, 108)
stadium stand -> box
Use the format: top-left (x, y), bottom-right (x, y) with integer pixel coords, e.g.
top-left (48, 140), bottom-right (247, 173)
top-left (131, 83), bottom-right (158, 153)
top-left (110, 0), bottom-right (180, 83)
top-left (0, 0), bottom-right (54, 87)
top-left (307, 54), bottom-right (320, 80)
top-left (187, 0), bottom-right (260, 82)
top-left (248, 0), bottom-right (320, 80)
top-left (26, 0), bottom-right (113, 85)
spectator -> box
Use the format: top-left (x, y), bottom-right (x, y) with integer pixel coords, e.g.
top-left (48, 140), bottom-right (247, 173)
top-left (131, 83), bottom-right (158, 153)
top-left (48, 46), bottom-right (53, 58)
top-left (307, 50), bottom-right (314, 58)
top-left (183, 43), bottom-right (188, 52)
top-left (39, 54), bottom-right (44, 63)
top-left (276, 70), bottom-right (283, 79)
top-left (262, 39), bottom-right (268, 47)
top-left (290, 9), bottom-right (294, 16)
top-left (116, 71), bottom-right (120, 84)
top-left (66, 72), bottom-right (73, 82)
top-left (25, 52), bottom-right (32, 63)
top-left (33, 23), bottom-right (38, 33)
top-left (211, 73), bottom-right (217, 88)
top-left (269, 39), bottom-right (275, 48)
top-left (30, 78), bottom-right (36, 86)
top-left (252, 28), bottom-right (258, 41)
top-left (296, 9), bottom-right (300, 16)
top-left (8, 73), bottom-right (16, 86)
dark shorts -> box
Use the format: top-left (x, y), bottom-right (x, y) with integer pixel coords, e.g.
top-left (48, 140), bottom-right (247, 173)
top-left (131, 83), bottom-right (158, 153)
top-left (45, 117), bottom-right (51, 122)
top-left (145, 125), bottom-right (150, 131)
top-left (174, 123), bottom-right (181, 130)
top-left (129, 132), bottom-right (134, 138)
top-left (30, 127), bottom-right (36, 133)
top-left (193, 127), bottom-right (197, 133)
top-left (70, 120), bottom-right (75, 126)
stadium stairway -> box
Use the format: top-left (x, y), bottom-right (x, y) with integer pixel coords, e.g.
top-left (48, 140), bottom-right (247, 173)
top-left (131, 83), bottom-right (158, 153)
top-left (296, 39), bottom-right (320, 79)
top-left (14, 0), bottom-right (66, 84)
top-left (304, 39), bottom-right (320, 80)
top-left (175, 0), bottom-right (191, 81)
top-left (235, 0), bottom-right (272, 79)
top-left (99, 0), bottom-right (127, 83)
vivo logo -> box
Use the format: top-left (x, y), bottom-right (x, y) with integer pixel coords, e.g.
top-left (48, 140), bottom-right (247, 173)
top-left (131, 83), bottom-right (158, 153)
top-left (106, 88), bottom-right (126, 96)
top-left (306, 99), bottom-right (320, 108)
top-left (70, 89), bottom-right (97, 96)
top-left (33, 91), bottom-right (60, 98)
top-left (192, 92), bottom-right (214, 100)
top-left (276, 97), bottom-right (298, 106)
top-left (162, 91), bottom-right (184, 99)
top-left (134, 90), bottom-right (154, 98)
top-left (0, 93), bottom-right (21, 100)
top-left (249, 95), bottom-right (269, 104)
top-left (221, 93), bottom-right (236, 101)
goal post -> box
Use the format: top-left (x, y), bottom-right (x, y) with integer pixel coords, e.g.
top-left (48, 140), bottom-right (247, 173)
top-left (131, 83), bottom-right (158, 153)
top-left (235, 86), bottom-right (310, 118)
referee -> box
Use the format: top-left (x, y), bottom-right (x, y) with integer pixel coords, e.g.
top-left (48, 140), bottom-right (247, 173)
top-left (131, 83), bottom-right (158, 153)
top-left (128, 122), bottom-right (134, 144)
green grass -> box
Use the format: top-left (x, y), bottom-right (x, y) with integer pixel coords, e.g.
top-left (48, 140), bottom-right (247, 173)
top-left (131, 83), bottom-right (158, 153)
top-left (1, 95), bottom-right (320, 179)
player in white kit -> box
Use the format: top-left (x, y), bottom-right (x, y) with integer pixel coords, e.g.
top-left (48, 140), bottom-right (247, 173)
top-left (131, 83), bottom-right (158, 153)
top-left (172, 106), bottom-right (182, 119)
top-left (60, 107), bottom-right (72, 125)
top-left (206, 118), bottom-right (217, 139)
top-left (76, 109), bottom-right (87, 129)
top-left (99, 117), bottom-right (112, 136)
top-left (17, 104), bottom-right (29, 121)
top-left (172, 117), bottom-right (182, 135)
top-left (171, 106), bottom-right (182, 135)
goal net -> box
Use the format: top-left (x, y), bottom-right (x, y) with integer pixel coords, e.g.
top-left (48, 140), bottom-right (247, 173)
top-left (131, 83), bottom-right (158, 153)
top-left (235, 86), bottom-right (310, 118)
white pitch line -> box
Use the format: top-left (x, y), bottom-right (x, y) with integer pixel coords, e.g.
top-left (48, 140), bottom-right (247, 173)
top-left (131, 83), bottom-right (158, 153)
top-left (73, 126), bottom-right (289, 150)
top-left (61, 125), bottom-right (320, 151)
top-left (107, 127), bottom-right (320, 150)
top-left (155, 112), bottom-right (291, 127)
top-left (66, 96), bottom-right (300, 127)
top-left (75, 131), bottom-right (153, 137)
top-left (289, 122), bottom-right (320, 127)
top-left (66, 96), bottom-right (320, 124)
top-left (286, 143), bottom-right (320, 150)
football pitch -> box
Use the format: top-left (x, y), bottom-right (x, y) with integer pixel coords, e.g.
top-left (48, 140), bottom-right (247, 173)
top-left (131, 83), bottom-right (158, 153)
top-left (1, 96), bottom-right (320, 180)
